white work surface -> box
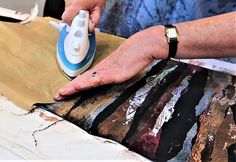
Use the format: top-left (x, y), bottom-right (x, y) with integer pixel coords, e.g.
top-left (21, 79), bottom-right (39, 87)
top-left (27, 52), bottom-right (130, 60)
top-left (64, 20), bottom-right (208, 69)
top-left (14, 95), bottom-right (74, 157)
top-left (0, 94), bottom-right (149, 161)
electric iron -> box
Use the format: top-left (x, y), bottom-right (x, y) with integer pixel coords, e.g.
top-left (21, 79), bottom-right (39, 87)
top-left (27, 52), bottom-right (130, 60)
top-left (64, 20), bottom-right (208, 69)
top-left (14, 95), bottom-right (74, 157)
top-left (50, 10), bottom-right (96, 79)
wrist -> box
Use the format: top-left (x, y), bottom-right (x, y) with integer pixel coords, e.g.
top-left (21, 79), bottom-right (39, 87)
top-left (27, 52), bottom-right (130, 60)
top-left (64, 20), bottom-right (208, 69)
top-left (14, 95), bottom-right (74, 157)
top-left (149, 26), bottom-right (169, 59)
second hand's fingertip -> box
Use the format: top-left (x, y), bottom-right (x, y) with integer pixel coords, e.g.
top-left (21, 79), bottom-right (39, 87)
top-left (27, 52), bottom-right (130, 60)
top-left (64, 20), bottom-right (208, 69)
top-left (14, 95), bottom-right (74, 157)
top-left (61, 12), bottom-right (72, 25)
top-left (61, 12), bottom-right (67, 21)
top-left (89, 22), bottom-right (95, 32)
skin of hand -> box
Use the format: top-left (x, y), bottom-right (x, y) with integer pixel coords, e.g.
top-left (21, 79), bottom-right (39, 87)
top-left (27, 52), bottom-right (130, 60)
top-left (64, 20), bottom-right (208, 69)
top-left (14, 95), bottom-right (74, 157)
top-left (62, 0), bottom-right (105, 32)
top-left (54, 12), bottom-right (236, 101)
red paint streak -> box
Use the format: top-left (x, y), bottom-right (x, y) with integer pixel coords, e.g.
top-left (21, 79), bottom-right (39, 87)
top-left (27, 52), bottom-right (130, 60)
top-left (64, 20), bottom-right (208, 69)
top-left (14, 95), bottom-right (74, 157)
top-left (131, 130), bottom-right (162, 159)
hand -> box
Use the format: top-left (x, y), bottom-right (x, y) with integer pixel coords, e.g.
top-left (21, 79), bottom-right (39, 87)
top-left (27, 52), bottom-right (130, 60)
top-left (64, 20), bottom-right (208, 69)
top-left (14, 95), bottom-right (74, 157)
top-left (62, 0), bottom-right (105, 32)
top-left (54, 26), bottom-right (168, 101)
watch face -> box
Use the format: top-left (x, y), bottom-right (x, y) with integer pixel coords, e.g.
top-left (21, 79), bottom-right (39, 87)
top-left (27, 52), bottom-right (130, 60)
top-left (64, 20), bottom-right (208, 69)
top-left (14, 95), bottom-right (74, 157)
top-left (167, 28), bottom-right (179, 38)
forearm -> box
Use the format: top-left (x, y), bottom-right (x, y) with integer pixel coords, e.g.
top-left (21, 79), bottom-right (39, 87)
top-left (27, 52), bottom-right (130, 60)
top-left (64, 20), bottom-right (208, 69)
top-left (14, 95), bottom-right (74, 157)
top-left (152, 11), bottom-right (236, 59)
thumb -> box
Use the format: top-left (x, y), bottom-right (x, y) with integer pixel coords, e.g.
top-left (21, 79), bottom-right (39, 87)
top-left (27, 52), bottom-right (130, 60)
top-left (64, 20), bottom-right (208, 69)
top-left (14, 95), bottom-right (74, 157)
top-left (62, 5), bottom-right (81, 24)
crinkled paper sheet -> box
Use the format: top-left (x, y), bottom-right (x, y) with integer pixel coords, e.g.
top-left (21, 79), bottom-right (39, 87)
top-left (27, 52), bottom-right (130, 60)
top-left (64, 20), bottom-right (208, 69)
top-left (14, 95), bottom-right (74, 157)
top-left (0, 17), bottom-right (125, 110)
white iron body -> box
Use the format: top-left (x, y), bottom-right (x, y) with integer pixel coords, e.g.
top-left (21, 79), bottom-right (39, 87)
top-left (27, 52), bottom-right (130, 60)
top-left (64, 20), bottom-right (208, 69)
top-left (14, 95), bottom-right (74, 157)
top-left (50, 10), bottom-right (96, 79)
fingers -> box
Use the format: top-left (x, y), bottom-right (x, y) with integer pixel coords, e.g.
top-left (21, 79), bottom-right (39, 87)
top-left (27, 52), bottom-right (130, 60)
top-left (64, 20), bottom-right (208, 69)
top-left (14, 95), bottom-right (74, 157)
top-left (62, 4), bottom-right (81, 24)
top-left (54, 67), bottom-right (115, 101)
top-left (89, 7), bottom-right (101, 32)
top-left (62, 0), bottom-right (102, 30)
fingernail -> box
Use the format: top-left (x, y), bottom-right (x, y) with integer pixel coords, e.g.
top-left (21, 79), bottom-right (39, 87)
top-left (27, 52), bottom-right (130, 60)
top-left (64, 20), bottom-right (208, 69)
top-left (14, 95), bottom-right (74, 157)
top-left (54, 93), bottom-right (64, 101)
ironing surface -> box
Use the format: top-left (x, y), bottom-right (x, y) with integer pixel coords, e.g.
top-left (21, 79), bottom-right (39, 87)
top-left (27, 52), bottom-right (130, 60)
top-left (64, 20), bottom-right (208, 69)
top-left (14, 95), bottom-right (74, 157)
top-left (0, 17), bottom-right (125, 110)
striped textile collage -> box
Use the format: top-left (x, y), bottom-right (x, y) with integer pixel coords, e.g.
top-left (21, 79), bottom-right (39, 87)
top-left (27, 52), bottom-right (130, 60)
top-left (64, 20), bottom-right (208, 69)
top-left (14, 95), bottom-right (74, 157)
top-left (34, 60), bottom-right (236, 162)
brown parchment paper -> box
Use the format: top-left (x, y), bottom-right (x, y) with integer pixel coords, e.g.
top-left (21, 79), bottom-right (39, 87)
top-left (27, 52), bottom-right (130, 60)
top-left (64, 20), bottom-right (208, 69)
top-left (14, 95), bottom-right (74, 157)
top-left (0, 17), bottom-right (125, 110)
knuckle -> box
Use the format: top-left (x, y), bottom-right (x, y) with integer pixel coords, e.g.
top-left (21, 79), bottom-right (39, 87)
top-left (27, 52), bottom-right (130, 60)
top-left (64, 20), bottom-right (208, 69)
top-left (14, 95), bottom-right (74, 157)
top-left (73, 81), bottom-right (81, 90)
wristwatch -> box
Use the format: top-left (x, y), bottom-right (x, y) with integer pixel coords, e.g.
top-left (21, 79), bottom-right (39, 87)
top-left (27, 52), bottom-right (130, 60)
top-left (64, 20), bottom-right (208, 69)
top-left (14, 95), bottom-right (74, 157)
top-left (164, 25), bottom-right (179, 59)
